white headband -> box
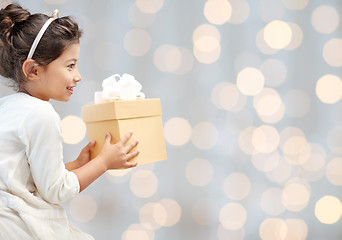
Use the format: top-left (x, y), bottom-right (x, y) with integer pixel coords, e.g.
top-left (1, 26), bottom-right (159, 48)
top-left (26, 9), bottom-right (59, 60)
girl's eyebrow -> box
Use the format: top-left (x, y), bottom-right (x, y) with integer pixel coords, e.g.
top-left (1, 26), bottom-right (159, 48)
top-left (66, 58), bottom-right (78, 63)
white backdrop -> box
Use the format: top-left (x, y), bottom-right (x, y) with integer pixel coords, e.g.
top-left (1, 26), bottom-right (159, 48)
top-left (1, 0), bottom-right (342, 239)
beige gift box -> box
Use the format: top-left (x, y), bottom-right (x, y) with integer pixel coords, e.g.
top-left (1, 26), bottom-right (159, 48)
top-left (82, 99), bottom-right (167, 166)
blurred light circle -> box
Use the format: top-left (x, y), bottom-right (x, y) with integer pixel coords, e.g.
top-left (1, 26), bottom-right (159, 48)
top-left (128, 3), bottom-right (156, 28)
top-left (153, 44), bottom-right (182, 72)
top-left (281, 0), bottom-right (308, 10)
top-left (124, 29), bottom-right (151, 56)
top-left (237, 67), bottom-right (265, 96)
top-left (284, 22), bottom-right (303, 50)
top-left (192, 198), bottom-right (219, 226)
top-left (135, 0), bottom-right (164, 14)
top-left (302, 168), bottom-right (326, 182)
top-left (155, 199), bottom-right (182, 227)
top-left (122, 224), bottom-right (154, 240)
top-left (285, 218), bottom-right (308, 240)
top-left (152, 202), bottom-right (167, 228)
top-left (164, 117), bottom-right (192, 146)
top-left (217, 225), bottom-right (245, 240)
top-left (259, 218), bottom-right (287, 240)
top-left (219, 203), bottom-right (247, 230)
top-left (326, 158), bottom-right (342, 186)
top-left (106, 169), bottom-right (132, 183)
top-left (307, 143), bottom-right (326, 158)
top-left (315, 195), bottom-right (342, 224)
top-left (61, 115), bottom-right (86, 144)
top-left (204, 0), bottom-right (232, 25)
top-left (191, 122), bottom-right (218, 150)
top-left (284, 89), bottom-right (311, 118)
top-left (186, 158), bottom-right (213, 187)
top-left (316, 74), bottom-right (342, 104)
top-left (256, 29), bottom-right (279, 55)
top-left (265, 158), bottom-right (292, 184)
top-left (252, 150), bottom-right (280, 173)
top-left (302, 157), bottom-right (325, 173)
top-left (174, 47), bottom-right (194, 75)
top-left (327, 125), bottom-right (342, 154)
top-left (217, 224), bottom-right (245, 240)
top-left (223, 172), bottom-right (251, 200)
top-left (254, 92), bottom-right (282, 116)
top-left (69, 194), bottom-right (97, 222)
top-left (193, 44), bottom-right (221, 64)
top-left (107, 169), bottom-right (132, 177)
top-left (323, 39), bottom-right (342, 67)
top-left (259, 104), bottom-right (285, 124)
top-left (282, 135), bottom-right (309, 156)
top-left (282, 136), bottom-right (311, 165)
top-left (139, 202), bottom-right (163, 230)
top-left (227, 0), bottom-right (250, 24)
top-left (239, 126), bottom-right (257, 154)
top-left (212, 82), bottom-right (247, 112)
top-left (279, 127), bottom-right (305, 150)
top-left (264, 20), bottom-right (292, 49)
top-left (194, 35), bottom-right (220, 52)
top-left (193, 24), bottom-right (221, 43)
top-left (252, 125), bottom-right (280, 154)
top-left (192, 24), bottom-right (221, 64)
top-left (311, 6), bottom-right (339, 34)
top-left (261, 188), bottom-right (285, 216)
top-left (253, 88), bottom-right (285, 123)
top-left (260, 59), bottom-right (287, 87)
top-left (211, 82), bottom-right (239, 110)
top-left (282, 183), bottom-right (310, 212)
top-left (130, 170), bottom-right (158, 198)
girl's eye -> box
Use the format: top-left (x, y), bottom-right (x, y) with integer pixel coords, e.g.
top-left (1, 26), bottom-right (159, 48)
top-left (68, 64), bottom-right (75, 69)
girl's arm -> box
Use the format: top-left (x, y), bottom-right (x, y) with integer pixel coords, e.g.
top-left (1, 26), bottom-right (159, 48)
top-left (72, 131), bottom-right (139, 192)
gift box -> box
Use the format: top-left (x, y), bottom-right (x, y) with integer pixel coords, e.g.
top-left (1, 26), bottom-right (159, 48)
top-left (82, 98), bottom-right (167, 166)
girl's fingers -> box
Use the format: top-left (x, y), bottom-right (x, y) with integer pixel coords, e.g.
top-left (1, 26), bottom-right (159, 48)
top-left (105, 132), bottom-right (112, 143)
top-left (126, 139), bottom-right (139, 152)
top-left (87, 140), bottom-right (96, 149)
top-left (123, 161), bottom-right (138, 169)
top-left (125, 150), bottom-right (140, 161)
top-left (119, 131), bottom-right (133, 145)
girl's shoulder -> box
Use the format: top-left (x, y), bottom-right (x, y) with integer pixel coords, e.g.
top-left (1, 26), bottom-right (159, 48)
top-left (0, 92), bottom-right (58, 120)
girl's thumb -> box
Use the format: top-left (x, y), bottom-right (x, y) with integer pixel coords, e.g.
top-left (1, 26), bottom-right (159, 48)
top-left (105, 132), bottom-right (112, 142)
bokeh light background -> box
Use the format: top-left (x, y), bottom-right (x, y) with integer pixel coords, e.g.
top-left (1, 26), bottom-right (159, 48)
top-left (1, 0), bottom-right (342, 239)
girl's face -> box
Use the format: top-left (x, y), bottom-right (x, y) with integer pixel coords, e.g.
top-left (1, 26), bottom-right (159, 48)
top-left (35, 43), bottom-right (81, 101)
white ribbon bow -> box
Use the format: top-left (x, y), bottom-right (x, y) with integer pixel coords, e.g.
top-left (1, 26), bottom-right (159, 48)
top-left (95, 74), bottom-right (145, 104)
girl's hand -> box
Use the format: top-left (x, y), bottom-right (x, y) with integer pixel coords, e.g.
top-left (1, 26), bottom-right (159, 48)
top-left (76, 141), bottom-right (96, 167)
top-left (72, 131), bottom-right (139, 192)
top-left (65, 141), bottom-right (96, 171)
top-left (98, 131), bottom-right (139, 170)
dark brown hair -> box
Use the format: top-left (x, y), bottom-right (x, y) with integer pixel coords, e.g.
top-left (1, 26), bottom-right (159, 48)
top-left (0, 3), bottom-right (82, 90)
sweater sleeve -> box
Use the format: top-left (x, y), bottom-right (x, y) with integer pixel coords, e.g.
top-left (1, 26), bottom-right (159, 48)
top-left (19, 101), bottom-right (80, 204)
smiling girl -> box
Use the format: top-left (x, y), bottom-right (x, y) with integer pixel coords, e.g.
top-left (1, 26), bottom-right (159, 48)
top-left (0, 4), bottom-right (139, 239)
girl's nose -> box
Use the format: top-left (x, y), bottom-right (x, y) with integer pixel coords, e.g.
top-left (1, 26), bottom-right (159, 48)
top-left (74, 70), bottom-right (82, 82)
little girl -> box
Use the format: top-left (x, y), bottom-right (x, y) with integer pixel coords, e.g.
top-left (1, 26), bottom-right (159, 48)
top-left (0, 4), bottom-right (139, 239)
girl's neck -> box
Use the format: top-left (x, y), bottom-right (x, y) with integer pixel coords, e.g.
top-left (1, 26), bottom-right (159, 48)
top-left (18, 87), bottom-right (32, 97)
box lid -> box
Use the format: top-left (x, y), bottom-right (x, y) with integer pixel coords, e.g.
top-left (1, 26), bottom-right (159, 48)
top-left (82, 99), bottom-right (162, 122)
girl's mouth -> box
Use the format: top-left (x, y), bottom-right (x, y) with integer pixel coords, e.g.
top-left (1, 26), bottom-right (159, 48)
top-left (67, 86), bottom-right (74, 94)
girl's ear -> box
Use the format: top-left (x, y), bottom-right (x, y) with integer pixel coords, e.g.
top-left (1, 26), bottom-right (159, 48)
top-left (22, 59), bottom-right (40, 81)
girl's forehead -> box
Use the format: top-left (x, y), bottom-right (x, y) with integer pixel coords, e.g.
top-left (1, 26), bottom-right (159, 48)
top-left (58, 43), bottom-right (80, 61)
